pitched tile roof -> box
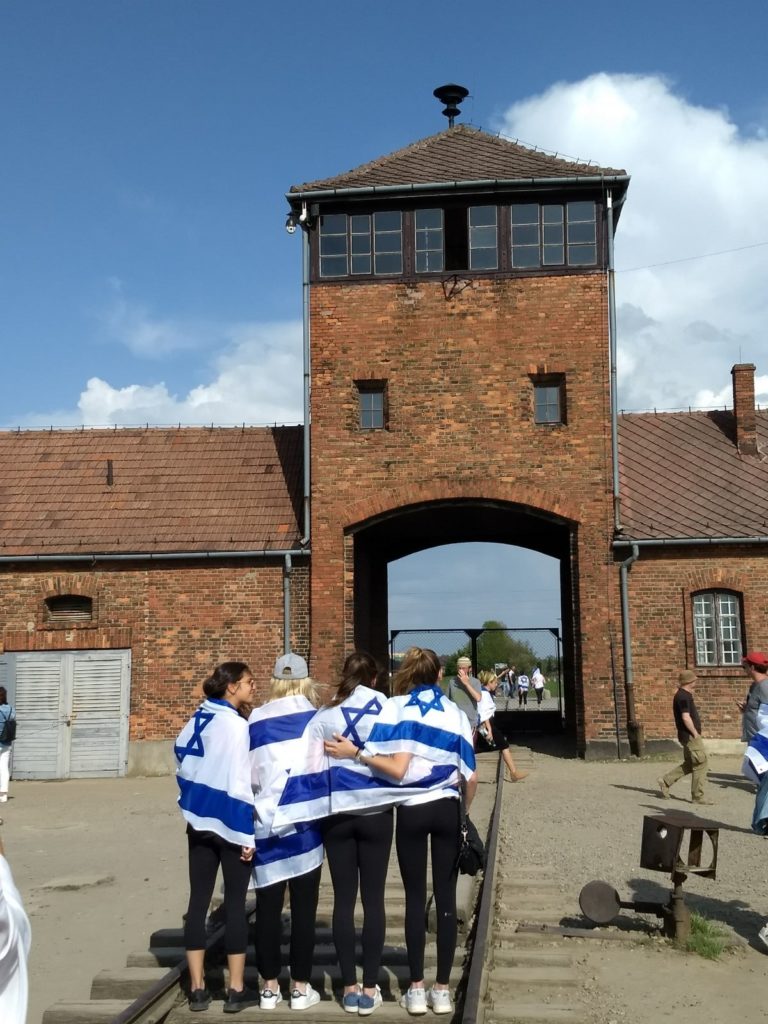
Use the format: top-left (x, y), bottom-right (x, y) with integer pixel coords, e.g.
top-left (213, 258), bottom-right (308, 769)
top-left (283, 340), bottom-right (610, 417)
top-left (290, 124), bottom-right (627, 193)
top-left (618, 410), bottom-right (768, 540)
top-left (0, 426), bottom-right (303, 556)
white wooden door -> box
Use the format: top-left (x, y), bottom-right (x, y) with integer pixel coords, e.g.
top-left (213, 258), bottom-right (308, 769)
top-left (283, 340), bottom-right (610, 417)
top-left (3, 649), bottom-right (131, 779)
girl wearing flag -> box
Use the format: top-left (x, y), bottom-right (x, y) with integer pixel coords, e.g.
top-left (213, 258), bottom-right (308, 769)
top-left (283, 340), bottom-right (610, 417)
top-left (309, 651), bottom-right (392, 1015)
top-left (174, 661), bottom-right (257, 1013)
top-left (248, 653), bottom-right (323, 1011)
top-left (325, 647), bottom-right (477, 1017)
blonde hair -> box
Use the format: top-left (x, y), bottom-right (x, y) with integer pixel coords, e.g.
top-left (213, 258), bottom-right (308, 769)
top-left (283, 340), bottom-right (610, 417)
top-left (268, 675), bottom-right (321, 706)
top-left (392, 646), bottom-right (441, 697)
top-left (478, 669), bottom-right (496, 687)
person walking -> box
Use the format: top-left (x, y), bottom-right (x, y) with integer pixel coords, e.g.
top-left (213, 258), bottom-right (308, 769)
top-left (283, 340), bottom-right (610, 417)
top-left (531, 667), bottom-right (546, 707)
top-left (737, 651), bottom-right (768, 742)
top-left (517, 671), bottom-right (530, 708)
top-left (248, 654), bottom-right (323, 1012)
top-left (476, 671), bottom-right (528, 782)
top-left (174, 662), bottom-right (258, 1013)
top-left (0, 689), bottom-right (16, 805)
top-left (325, 647), bottom-right (477, 1017)
top-left (658, 669), bottom-right (713, 805)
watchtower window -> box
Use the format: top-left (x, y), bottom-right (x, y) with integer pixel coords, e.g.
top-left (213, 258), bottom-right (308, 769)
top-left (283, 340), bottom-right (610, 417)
top-left (512, 201), bottom-right (596, 268)
top-left (319, 213), bottom-right (403, 278)
top-left (417, 205), bottom-right (498, 273)
top-left (45, 594), bottom-right (93, 622)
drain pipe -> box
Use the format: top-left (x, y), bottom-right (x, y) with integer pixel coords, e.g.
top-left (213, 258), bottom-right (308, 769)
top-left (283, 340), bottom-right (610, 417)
top-left (606, 191), bottom-right (621, 532)
top-left (283, 552), bottom-right (293, 654)
top-left (300, 206), bottom-right (311, 547)
top-left (619, 542), bottom-right (644, 756)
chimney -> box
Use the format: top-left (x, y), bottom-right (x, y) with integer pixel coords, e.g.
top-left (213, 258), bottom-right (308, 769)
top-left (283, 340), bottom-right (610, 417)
top-left (731, 363), bottom-right (758, 456)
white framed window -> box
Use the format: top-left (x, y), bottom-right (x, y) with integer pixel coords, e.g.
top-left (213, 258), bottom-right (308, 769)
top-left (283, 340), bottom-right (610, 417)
top-left (692, 591), bottom-right (743, 666)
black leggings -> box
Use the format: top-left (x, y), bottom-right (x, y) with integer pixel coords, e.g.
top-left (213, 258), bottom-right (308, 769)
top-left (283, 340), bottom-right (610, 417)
top-left (396, 799), bottom-right (460, 985)
top-left (323, 809), bottom-right (394, 988)
top-left (184, 828), bottom-right (252, 954)
top-left (255, 866), bottom-right (321, 982)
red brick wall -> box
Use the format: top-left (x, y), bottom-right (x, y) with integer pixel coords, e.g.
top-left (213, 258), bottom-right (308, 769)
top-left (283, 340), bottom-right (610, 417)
top-left (0, 560), bottom-right (309, 740)
top-left (621, 547), bottom-right (762, 740)
top-left (308, 274), bottom-right (619, 749)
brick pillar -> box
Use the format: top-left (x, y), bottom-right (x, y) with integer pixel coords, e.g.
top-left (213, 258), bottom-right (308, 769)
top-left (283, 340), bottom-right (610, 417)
top-left (731, 363), bottom-right (758, 456)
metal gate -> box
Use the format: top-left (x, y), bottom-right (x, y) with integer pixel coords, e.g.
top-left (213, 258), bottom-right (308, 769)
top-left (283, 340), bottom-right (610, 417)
top-left (0, 649), bottom-right (131, 779)
top-left (389, 626), bottom-right (563, 719)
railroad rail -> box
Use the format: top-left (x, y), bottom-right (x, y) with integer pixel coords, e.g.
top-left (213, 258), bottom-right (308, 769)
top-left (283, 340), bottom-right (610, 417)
top-left (41, 755), bottom-right (509, 1024)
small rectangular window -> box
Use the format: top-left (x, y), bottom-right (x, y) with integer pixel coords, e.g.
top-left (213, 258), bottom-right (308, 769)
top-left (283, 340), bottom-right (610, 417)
top-left (415, 208), bottom-right (444, 273)
top-left (350, 214), bottom-right (372, 275)
top-left (319, 214), bottom-right (348, 277)
top-left (356, 381), bottom-right (387, 430)
top-left (469, 206), bottom-right (498, 270)
top-left (542, 205), bottom-right (565, 265)
top-left (511, 204), bottom-right (541, 268)
top-left (532, 376), bottom-right (566, 425)
top-left (373, 211), bottom-right (402, 275)
top-left (567, 201), bottom-right (597, 265)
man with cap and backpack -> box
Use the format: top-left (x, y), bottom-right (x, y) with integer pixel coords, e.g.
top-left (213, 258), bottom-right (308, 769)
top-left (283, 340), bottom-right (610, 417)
top-left (658, 669), bottom-right (714, 805)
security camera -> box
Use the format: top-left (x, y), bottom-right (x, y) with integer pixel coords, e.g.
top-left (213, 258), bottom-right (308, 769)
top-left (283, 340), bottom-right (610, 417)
top-left (285, 213), bottom-right (297, 234)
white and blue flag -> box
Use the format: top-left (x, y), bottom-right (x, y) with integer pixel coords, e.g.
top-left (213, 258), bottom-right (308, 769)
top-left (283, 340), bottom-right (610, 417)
top-left (248, 695), bottom-right (323, 887)
top-left (175, 698), bottom-right (255, 848)
top-left (274, 684), bottom-right (476, 828)
top-left (742, 726), bottom-right (768, 785)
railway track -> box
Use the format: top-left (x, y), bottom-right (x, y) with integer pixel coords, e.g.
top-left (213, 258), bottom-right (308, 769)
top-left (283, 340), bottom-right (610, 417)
top-left (45, 751), bottom-right (583, 1024)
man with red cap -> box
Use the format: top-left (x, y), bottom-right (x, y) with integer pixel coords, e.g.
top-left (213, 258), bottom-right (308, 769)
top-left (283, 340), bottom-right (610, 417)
top-left (658, 669), bottom-right (713, 805)
top-left (737, 652), bottom-right (768, 742)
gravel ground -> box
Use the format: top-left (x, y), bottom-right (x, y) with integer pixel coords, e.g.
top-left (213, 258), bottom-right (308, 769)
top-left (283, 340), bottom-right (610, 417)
top-left (505, 740), bottom-right (766, 945)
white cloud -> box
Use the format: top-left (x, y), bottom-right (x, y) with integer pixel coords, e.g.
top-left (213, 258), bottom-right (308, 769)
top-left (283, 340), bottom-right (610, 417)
top-left (7, 321), bottom-right (303, 428)
top-left (498, 73), bottom-right (768, 411)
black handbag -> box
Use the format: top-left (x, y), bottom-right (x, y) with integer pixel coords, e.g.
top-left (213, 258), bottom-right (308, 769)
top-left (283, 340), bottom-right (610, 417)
top-left (456, 780), bottom-right (485, 876)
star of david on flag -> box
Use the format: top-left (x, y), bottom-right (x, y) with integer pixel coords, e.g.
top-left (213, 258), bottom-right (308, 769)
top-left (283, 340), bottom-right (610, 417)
top-left (341, 696), bottom-right (382, 747)
top-left (174, 708), bottom-right (214, 762)
top-left (405, 686), bottom-right (444, 717)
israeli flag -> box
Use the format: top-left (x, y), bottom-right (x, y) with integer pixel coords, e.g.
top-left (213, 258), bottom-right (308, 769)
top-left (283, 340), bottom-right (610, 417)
top-left (273, 685), bottom-right (462, 828)
top-left (248, 695), bottom-right (323, 888)
top-left (742, 727), bottom-right (768, 785)
top-left (175, 699), bottom-right (255, 848)
top-left (365, 685), bottom-right (476, 783)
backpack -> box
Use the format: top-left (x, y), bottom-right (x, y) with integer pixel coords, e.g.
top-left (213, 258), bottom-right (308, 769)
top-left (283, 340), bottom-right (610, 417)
top-left (0, 711), bottom-right (16, 744)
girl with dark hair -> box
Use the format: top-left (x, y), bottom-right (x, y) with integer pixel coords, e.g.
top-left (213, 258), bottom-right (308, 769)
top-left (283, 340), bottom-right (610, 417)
top-left (325, 647), bottom-right (477, 1017)
top-left (175, 661), bottom-right (257, 1013)
top-left (0, 687), bottom-right (16, 804)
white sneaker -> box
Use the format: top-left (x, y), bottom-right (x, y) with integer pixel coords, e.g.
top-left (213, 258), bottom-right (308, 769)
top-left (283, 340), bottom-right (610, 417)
top-left (290, 984), bottom-right (321, 1010)
top-left (357, 985), bottom-right (382, 1016)
top-left (260, 988), bottom-right (283, 1010)
top-left (399, 987), bottom-right (427, 1015)
top-left (427, 988), bottom-right (452, 1015)
top-left (758, 921), bottom-right (768, 951)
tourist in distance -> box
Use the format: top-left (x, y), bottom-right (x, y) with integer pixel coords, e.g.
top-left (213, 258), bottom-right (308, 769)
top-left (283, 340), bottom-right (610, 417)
top-left (476, 670), bottom-right (528, 782)
top-left (174, 662), bottom-right (257, 1013)
top-left (248, 653), bottom-right (323, 1012)
top-left (658, 669), bottom-right (713, 805)
top-left (516, 669), bottom-right (530, 708)
top-left (444, 656), bottom-right (481, 732)
top-left (325, 646), bottom-right (477, 1017)
top-left (531, 666), bottom-right (546, 707)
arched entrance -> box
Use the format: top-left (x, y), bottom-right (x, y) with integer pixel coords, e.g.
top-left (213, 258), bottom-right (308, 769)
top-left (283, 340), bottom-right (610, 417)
top-left (346, 498), bottom-right (580, 739)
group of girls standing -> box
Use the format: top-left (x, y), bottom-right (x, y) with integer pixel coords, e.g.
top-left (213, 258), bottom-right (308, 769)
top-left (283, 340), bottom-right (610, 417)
top-left (175, 646), bottom-right (477, 1016)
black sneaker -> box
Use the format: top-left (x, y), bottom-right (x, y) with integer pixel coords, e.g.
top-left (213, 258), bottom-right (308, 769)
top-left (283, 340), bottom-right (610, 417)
top-left (189, 988), bottom-right (211, 1012)
top-left (223, 988), bottom-right (261, 1014)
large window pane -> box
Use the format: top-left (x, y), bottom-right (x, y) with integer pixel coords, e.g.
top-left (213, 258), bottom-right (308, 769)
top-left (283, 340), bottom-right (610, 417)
top-left (374, 251), bottom-right (402, 275)
top-left (373, 212), bottom-right (402, 275)
top-left (693, 591), bottom-right (742, 666)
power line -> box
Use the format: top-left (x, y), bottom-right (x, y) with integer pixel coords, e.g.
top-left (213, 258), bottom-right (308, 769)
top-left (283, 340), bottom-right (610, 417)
top-left (618, 238), bottom-right (768, 272)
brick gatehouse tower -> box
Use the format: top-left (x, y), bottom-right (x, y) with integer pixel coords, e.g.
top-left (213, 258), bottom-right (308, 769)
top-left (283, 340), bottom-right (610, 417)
top-left (287, 90), bottom-right (630, 754)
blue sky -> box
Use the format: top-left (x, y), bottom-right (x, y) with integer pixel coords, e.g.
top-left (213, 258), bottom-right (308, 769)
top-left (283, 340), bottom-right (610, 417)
top-left (3, 0), bottom-right (768, 631)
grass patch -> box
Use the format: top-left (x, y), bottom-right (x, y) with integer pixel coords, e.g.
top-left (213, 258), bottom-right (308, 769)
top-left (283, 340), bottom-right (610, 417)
top-left (685, 912), bottom-right (730, 960)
